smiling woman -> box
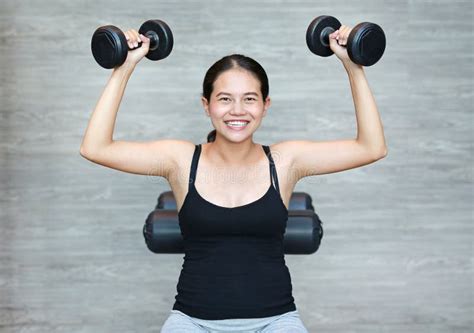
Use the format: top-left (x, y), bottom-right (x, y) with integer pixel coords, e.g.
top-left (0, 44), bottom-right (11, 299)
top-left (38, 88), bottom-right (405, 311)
top-left (80, 23), bottom-right (386, 333)
top-left (201, 54), bottom-right (270, 143)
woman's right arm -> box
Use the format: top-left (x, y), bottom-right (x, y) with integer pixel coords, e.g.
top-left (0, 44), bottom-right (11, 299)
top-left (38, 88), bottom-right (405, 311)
top-left (79, 30), bottom-right (192, 178)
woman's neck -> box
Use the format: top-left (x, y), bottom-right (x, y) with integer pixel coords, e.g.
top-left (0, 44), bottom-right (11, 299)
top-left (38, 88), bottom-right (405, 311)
top-left (205, 138), bottom-right (261, 167)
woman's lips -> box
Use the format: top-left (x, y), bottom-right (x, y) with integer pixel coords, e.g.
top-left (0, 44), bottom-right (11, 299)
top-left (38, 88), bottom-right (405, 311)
top-left (224, 121), bottom-right (249, 131)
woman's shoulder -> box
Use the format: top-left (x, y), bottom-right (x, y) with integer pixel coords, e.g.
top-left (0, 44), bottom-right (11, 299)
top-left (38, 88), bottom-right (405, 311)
top-left (172, 139), bottom-right (198, 160)
top-left (268, 140), bottom-right (295, 166)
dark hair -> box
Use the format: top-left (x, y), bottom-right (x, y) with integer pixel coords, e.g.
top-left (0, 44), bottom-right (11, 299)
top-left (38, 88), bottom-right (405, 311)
top-left (203, 54), bottom-right (269, 142)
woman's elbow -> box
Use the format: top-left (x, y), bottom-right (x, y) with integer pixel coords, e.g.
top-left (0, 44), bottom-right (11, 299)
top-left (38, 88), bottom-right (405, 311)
top-left (375, 146), bottom-right (388, 159)
top-left (79, 145), bottom-right (96, 161)
top-left (79, 144), bottom-right (88, 157)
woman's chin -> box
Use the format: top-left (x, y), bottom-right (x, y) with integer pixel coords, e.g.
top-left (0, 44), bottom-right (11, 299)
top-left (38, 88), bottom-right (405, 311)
top-left (220, 132), bottom-right (253, 143)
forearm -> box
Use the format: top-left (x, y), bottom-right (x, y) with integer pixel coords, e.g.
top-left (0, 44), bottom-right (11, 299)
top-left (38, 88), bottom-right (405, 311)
top-left (344, 62), bottom-right (387, 155)
top-left (80, 63), bottom-right (136, 155)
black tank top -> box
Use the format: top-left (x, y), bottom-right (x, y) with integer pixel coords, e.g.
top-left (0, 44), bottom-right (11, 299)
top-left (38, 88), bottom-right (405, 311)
top-left (172, 144), bottom-right (297, 320)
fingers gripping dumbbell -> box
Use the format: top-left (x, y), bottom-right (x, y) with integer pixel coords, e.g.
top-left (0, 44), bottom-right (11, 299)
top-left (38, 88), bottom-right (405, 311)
top-left (306, 15), bottom-right (386, 66)
top-left (91, 19), bottom-right (173, 69)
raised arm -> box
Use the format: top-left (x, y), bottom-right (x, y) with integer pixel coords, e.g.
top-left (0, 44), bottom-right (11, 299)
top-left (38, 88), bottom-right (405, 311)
top-left (275, 24), bottom-right (387, 180)
top-left (79, 29), bottom-right (191, 178)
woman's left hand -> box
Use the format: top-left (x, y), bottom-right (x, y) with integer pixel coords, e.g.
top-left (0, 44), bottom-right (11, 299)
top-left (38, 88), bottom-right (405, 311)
top-left (329, 25), bottom-right (354, 66)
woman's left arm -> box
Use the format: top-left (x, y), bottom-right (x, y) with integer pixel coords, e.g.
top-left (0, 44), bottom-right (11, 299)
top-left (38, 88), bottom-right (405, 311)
top-left (344, 61), bottom-right (387, 155)
top-left (273, 25), bottom-right (387, 180)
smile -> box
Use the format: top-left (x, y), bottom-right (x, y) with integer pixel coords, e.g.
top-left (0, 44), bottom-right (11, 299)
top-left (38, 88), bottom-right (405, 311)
top-left (224, 121), bottom-right (249, 130)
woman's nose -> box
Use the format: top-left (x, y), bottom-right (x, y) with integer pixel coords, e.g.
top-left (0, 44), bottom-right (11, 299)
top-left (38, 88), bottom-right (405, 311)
top-left (229, 101), bottom-right (247, 115)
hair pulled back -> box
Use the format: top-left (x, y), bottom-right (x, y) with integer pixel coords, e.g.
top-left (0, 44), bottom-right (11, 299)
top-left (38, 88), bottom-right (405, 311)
top-left (202, 54), bottom-right (269, 142)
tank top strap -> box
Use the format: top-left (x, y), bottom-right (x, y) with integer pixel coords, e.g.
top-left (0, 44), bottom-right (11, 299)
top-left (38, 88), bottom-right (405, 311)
top-left (262, 145), bottom-right (280, 195)
top-left (188, 144), bottom-right (202, 192)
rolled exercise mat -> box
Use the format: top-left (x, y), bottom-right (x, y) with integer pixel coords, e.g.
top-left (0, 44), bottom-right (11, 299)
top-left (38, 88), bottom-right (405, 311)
top-left (143, 209), bottom-right (323, 254)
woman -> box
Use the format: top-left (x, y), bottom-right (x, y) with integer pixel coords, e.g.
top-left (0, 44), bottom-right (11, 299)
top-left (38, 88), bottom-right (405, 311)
top-left (80, 24), bottom-right (387, 332)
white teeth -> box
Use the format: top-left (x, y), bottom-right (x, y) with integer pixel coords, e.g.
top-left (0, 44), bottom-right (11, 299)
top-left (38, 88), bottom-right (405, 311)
top-left (225, 121), bottom-right (248, 127)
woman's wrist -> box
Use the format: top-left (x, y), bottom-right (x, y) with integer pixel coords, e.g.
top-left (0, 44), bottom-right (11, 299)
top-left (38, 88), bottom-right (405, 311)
top-left (343, 60), bottom-right (364, 76)
top-left (112, 62), bottom-right (137, 76)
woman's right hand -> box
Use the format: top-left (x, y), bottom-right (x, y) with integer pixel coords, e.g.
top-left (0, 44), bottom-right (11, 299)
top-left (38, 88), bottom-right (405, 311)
top-left (121, 29), bottom-right (150, 67)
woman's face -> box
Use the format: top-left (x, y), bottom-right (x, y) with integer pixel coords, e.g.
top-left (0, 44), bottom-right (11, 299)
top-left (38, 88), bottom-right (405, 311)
top-left (201, 68), bottom-right (271, 143)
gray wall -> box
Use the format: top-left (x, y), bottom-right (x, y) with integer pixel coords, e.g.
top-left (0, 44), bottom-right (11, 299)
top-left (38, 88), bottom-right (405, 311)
top-left (1, 0), bottom-right (472, 332)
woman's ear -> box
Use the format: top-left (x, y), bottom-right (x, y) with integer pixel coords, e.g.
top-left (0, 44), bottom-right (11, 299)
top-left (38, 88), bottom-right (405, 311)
top-left (262, 96), bottom-right (271, 117)
top-left (201, 97), bottom-right (210, 117)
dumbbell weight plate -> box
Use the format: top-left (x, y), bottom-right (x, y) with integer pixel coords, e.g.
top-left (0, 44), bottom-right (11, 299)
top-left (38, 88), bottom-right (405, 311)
top-left (306, 15), bottom-right (341, 57)
top-left (139, 19), bottom-right (173, 61)
top-left (347, 22), bottom-right (386, 66)
top-left (91, 25), bottom-right (128, 69)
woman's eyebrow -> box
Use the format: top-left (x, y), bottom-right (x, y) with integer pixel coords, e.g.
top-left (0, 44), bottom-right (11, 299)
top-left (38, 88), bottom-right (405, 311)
top-left (215, 92), bottom-right (259, 97)
top-left (216, 92), bottom-right (231, 97)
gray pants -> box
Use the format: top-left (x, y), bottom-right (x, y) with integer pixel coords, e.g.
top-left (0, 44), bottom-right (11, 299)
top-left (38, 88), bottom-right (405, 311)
top-left (160, 309), bottom-right (309, 333)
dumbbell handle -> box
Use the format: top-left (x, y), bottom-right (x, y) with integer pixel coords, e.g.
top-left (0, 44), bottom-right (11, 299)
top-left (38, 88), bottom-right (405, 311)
top-left (319, 26), bottom-right (336, 47)
top-left (129, 30), bottom-right (159, 51)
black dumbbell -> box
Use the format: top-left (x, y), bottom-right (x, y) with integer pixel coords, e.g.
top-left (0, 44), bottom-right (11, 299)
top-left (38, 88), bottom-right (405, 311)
top-left (306, 15), bottom-right (386, 66)
top-left (91, 19), bottom-right (173, 69)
